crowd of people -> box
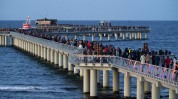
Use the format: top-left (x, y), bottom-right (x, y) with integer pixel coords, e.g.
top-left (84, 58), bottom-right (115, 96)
top-left (3, 28), bottom-right (177, 72)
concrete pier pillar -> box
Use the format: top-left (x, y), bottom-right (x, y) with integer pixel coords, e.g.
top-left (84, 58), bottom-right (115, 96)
top-left (63, 54), bottom-right (68, 69)
top-left (90, 69), bottom-right (97, 97)
top-left (4, 36), bottom-right (7, 46)
top-left (103, 70), bottom-right (109, 88)
top-left (68, 62), bottom-right (73, 71)
top-left (50, 49), bottom-right (54, 63)
top-left (83, 34), bottom-right (86, 41)
top-left (21, 40), bottom-right (24, 49)
top-left (35, 44), bottom-right (38, 56)
top-left (135, 33), bottom-right (137, 39)
top-left (30, 42), bottom-right (33, 54)
top-left (152, 83), bottom-right (160, 99)
top-left (124, 73), bottom-right (131, 97)
top-left (137, 33), bottom-right (140, 39)
top-left (32, 43), bottom-right (35, 55)
top-left (92, 34), bottom-right (94, 41)
top-left (2, 36), bottom-right (5, 46)
top-left (145, 33), bottom-right (147, 39)
top-left (126, 33), bottom-right (128, 39)
top-left (27, 42), bottom-right (29, 52)
top-left (47, 48), bottom-right (50, 61)
top-left (122, 33), bottom-right (125, 40)
top-left (97, 70), bottom-right (100, 84)
top-left (132, 33), bottom-right (134, 39)
top-left (108, 34), bottom-right (110, 41)
top-left (40, 46), bottom-right (43, 58)
top-left (140, 33), bottom-right (142, 39)
top-left (0, 36), bottom-right (2, 45)
top-left (24, 41), bottom-right (26, 51)
top-left (59, 52), bottom-right (63, 67)
top-left (38, 45), bottom-right (40, 57)
top-left (54, 50), bottom-right (58, 65)
top-left (169, 89), bottom-right (176, 99)
top-left (120, 33), bottom-right (123, 38)
top-left (99, 34), bottom-right (103, 41)
top-left (74, 35), bottom-right (77, 39)
top-left (83, 69), bottom-right (90, 94)
top-left (10, 36), bottom-right (13, 46)
top-left (129, 33), bottom-right (132, 40)
top-left (74, 66), bottom-right (79, 75)
top-left (80, 69), bottom-right (84, 77)
top-left (115, 33), bottom-right (118, 40)
top-left (43, 47), bottom-right (47, 60)
top-left (144, 81), bottom-right (151, 94)
top-left (137, 77), bottom-right (144, 99)
top-left (113, 69), bottom-right (119, 93)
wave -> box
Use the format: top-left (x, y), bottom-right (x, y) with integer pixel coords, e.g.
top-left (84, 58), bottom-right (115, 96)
top-left (0, 85), bottom-right (69, 93)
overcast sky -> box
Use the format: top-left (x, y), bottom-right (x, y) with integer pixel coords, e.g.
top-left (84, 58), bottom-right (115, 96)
top-left (0, 0), bottom-right (178, 20)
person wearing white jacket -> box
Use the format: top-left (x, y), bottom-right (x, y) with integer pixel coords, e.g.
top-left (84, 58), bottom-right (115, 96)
top-left (140, 54), bottom-right (146, 64)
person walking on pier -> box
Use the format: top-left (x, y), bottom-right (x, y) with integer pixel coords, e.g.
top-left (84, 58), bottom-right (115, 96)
top-left (165, 56), bottom-right (171, 68)
top-left (140, 54), bottom-right (146, 64)
top-left (145, 54), bottom-right (150, 64)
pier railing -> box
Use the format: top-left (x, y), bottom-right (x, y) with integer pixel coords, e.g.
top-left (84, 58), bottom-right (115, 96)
top-left (69, 54), bottom-right (178, 86)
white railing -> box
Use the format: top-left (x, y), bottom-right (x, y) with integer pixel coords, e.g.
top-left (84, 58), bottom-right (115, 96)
top-left (69, 54), bottom-right (178, 86)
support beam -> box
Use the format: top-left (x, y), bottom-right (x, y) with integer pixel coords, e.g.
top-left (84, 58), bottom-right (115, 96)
top-left (74, 66), bottom-right (79, 75)
top-left (144, 81), bottom-right (151, 94)
top-left (169, 89), bottom-right (176, 99)
top-left (58, 52), bottom-right (63, 67)
top-left (83, 69), bottom-right (90, 94)
top-left (50, 49), bottom-right (54, 63)
top-left (4, 36), bottom-right (7, 46)
top-left (108, 34), bottom-right (110, 41)
top-left (63, 54), bottom-right (68, 69)
top-left (115, 33), bottom-right (118, 40)
top-left (113, 69), bottom-right (119, 93)
top-left (137, 77), bottom-right (144, 99)
top-left (90, 69), bottom-right (97, 97)
top-left (68, 62), bottom-right (73, 71)
top-left (99, 34), bottom-right (103, 41)
top-left (43, 47), bottom-right (47, 60)
top-left (103, 70), bottom-right (109, 89)
top-left (83, 34), bottom-right (86, 41)
top-left (92, 34), bottom-right (94, 41)
top-left (80, 69), bottom-right (84, 77)
top-left (54, 50), bottom-right (58, 65)
top-left (124, 73), bottom-right (131, 97)
top-left (152, 83), bottom-right (160, 99)
top-left (97, 70), bottom-right (100, 84)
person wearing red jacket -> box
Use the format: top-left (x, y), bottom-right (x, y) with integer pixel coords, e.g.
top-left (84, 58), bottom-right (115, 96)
top-left (165, 56), bottom-right (171, 68)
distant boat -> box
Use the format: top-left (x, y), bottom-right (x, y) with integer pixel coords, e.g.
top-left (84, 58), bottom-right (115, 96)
top-left (22, 16), bottom-right (31, 29)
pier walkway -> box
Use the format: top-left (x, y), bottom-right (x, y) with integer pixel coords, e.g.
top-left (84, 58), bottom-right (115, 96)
top-left (0, 32), bottom-right (178, 99)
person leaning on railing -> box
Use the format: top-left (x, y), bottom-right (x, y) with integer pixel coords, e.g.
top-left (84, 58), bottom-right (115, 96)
top-left (172, 62), bottom-right (178, 81)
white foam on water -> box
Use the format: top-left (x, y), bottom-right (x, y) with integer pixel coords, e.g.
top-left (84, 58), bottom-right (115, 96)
top-left (0, 85), bottom-right (68, 93)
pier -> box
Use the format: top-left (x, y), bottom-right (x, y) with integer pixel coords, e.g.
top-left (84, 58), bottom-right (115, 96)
top-left (0, 31), bottom-right (178, 99)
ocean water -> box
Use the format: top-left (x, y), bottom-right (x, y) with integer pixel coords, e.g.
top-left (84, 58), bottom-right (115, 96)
top-left (0, 21), bottom-right (178, 98)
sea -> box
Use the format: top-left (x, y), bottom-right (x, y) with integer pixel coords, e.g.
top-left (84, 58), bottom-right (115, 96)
top-left (0, 20), bottom-right (178, 99)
